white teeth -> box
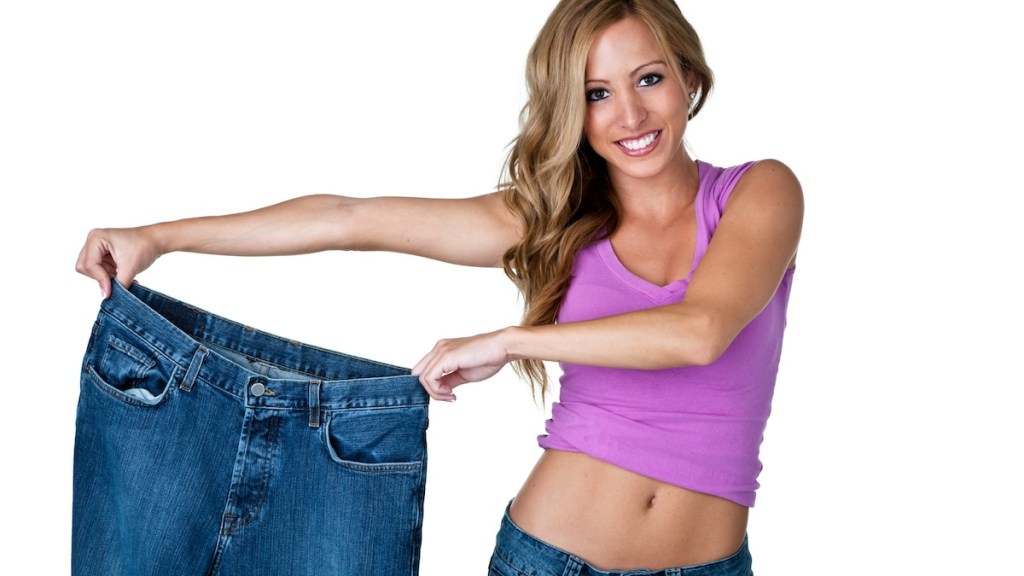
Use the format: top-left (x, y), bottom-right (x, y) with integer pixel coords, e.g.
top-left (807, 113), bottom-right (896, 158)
top-left (619, 131), bottom-right (658, 150)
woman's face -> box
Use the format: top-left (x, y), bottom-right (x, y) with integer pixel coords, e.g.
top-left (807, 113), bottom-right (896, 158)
top-left (584, 17), bottom-right (692, 185)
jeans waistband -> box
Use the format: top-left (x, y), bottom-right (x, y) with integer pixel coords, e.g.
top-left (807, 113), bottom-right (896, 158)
top-left (100, 280), bottom-right (428, 411)
top-left (493, 502), bottom-right (751, 575)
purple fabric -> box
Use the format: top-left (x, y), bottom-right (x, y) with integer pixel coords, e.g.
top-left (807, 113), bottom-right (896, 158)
top-left (538, 160), bottom-right (795, 507)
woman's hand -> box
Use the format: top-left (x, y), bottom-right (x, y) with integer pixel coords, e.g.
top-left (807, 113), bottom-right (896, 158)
top-left (412, 328), bottom-right (517, 401)
top-left (76, 226), bottom-right (162, 298)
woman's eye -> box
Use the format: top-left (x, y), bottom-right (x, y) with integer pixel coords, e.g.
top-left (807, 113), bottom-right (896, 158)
top-left (638, 73), bottom-right (663, 87)
top-left (586, 88), bottom-right (610, 102)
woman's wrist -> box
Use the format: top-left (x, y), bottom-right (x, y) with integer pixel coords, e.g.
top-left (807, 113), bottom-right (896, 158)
top-left (500, 325), bottom-right (533, 363)
top-left (142, 221), bottom-right (175, 256)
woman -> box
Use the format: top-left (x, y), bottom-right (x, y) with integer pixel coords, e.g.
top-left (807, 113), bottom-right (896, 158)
top-left (77, 0), bottom-right (802, 573)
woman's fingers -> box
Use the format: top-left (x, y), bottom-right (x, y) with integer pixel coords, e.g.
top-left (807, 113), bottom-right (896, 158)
top-left (75, 231), bottom-right (118, 297)
top-left (412, 331), bottom-right (511, 402)
top-left (75, 227), bottom-right (158, 298)
top-left (412, 340), bottom-right (459, 401)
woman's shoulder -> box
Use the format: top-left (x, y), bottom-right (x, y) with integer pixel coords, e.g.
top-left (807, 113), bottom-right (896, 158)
top-left (699, 158), bottom-right (797, 186)
top-left (732, 159), bottom-right (802, 206)
top-left (700, 158), bottom-right (801, 212)
top-left (741, 158), bottom-right (798, 183)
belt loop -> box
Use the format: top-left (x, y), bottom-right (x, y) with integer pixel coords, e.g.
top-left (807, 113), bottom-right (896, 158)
top-left (179, 346), bottom-right (209, 392)
top-left (308, 380), bottom-right (322, 428)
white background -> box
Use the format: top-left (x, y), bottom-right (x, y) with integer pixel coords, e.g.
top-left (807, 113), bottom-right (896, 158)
top-left (2, 1), bottom-right (1022, 573)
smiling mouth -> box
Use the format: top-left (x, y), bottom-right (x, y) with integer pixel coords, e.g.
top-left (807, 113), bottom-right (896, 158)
top-left (616, 130), bottom-right (660, 152)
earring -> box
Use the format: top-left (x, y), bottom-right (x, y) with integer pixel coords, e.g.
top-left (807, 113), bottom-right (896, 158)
top-left (688, 91), bottom-right (696, 99)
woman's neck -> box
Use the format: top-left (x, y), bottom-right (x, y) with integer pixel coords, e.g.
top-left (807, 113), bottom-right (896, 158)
top-left (610, 155), bottom-right (700, 224)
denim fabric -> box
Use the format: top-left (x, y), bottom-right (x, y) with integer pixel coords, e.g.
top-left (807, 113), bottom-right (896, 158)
top-left (488, 505), bottom-right (753, 576)
top-left (73, 281), bottom-right (429, 576)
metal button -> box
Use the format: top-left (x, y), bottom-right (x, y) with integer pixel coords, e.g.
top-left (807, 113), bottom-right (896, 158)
top-left (250, 382), bottom-right (266, 397)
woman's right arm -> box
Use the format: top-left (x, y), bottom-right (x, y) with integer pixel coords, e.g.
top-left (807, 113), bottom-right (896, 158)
top-left (76, 192), bottom-right (522, 298)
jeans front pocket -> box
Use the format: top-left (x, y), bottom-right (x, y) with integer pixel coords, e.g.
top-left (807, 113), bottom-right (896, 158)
top-left (321, 405), bottom-right (427, 473)
top-left (84, 317), bottom-right (177, 407)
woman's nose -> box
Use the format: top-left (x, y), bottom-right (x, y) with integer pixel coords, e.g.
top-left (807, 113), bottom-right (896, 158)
top-left (616, 92), bottom-right (647, 129)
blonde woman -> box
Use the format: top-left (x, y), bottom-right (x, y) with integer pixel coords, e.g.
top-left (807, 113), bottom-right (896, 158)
top-left (77, 0), bottom-right (802, 573)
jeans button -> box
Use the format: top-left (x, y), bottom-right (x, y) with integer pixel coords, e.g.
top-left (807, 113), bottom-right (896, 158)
top-left (250, 382), bottom-right (266, 397)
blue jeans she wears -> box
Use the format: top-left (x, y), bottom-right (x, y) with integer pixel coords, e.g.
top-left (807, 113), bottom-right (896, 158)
top-left (73, 281), bottom-right (429, 575)
top-left (488, 505), bottom-right (754, 576)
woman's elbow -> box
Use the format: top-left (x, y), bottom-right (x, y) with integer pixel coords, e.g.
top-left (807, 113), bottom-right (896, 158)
top-left (677, 312), bottom-right (734, 367)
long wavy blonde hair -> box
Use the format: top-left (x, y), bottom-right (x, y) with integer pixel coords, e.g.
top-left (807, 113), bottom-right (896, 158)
top-left (501, 0), bottom-right (713, 398)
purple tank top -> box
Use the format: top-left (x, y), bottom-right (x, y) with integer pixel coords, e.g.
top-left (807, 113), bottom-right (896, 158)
top-left (538, 160), bottom-right (795, 507)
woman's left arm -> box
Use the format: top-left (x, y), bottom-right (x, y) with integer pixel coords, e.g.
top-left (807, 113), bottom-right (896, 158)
top-left (414, 160), bottom-right (803, 400)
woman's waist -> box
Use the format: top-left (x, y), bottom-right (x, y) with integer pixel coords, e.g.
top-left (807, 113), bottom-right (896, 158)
top-left (510, 449), bottom-right (749, 571)
top-left (539, 401), bottom-right (766, 506)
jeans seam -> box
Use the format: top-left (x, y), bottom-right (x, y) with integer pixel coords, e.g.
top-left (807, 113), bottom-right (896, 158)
top-left (492, 547), bottom-right (533, 576)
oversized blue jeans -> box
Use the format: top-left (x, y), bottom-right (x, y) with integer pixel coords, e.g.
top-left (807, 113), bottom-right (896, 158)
top-left (73, 281), bottom-right (429, 575)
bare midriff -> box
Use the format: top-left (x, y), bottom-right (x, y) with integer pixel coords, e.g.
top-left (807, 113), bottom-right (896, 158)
top-left (509, 449), bottom-right (749, 571)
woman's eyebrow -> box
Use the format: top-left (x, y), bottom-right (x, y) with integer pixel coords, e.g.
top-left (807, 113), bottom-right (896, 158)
top-left (585, 60), bottom-right (667, 84)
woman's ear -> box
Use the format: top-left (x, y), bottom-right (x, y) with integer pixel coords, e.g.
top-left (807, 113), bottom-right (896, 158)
top-left (682, 68), bottom-right (698, 97)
